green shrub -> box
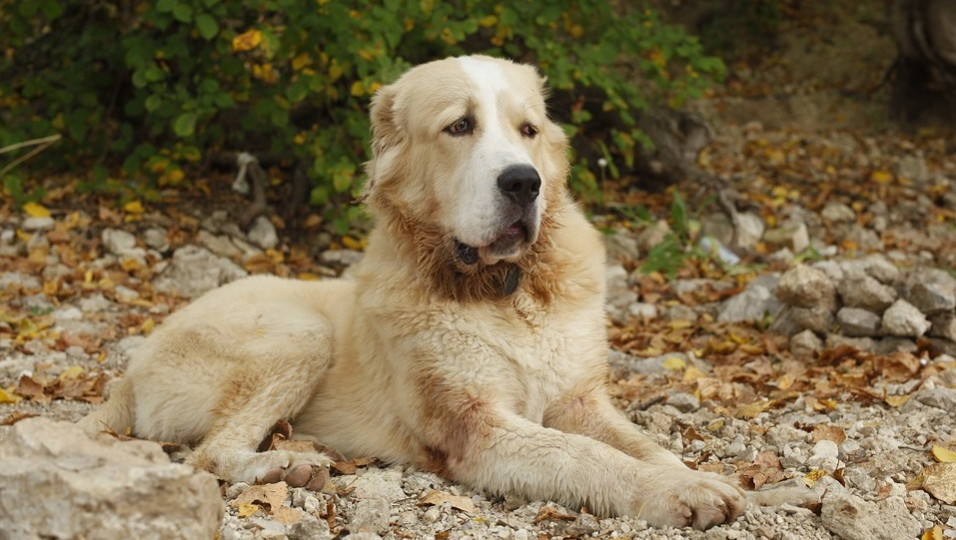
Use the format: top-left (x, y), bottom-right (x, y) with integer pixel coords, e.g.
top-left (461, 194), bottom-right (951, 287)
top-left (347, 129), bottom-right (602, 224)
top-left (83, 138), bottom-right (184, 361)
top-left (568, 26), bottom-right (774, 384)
top-left (0, 0), bottom-right (724, 229)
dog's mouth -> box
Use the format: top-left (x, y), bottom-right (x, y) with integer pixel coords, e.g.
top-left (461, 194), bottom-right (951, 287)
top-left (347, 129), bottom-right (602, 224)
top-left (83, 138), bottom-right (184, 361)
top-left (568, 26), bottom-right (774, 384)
top-left (455, 220), bottom-right (533, 266)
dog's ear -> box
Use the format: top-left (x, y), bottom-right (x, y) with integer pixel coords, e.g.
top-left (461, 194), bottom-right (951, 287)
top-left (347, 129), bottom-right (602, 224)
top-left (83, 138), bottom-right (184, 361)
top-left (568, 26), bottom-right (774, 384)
top-left (369, 84), bottom-right (402, 157)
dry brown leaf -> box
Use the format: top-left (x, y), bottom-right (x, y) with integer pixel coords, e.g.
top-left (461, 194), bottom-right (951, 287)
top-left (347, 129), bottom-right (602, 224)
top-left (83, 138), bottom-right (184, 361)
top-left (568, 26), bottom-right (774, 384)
top-left (15, 375), bottom-right (49, 403)
top-left (736, 399), bottom-right (776, 420)
top-left (736, 451), bottom-right (786, 490)
top-left (272, 506), bottom-right (306, 525)
top-left (230, 482), bottom-right (289, 514)
top-left (910, 463), bottom-right (956, 504)
top-left (533, 505), bottom-right (577, 524)
top-left (418, 490), bottom-right (476, 514)
top-left (884, 394), bottom-right (911, 408)
top-left (332, 457), bottom-right (374, 475)
top-left (877, 351), bottom-right (922, 382)
top-left (811, 424), bottom-right (847, 445)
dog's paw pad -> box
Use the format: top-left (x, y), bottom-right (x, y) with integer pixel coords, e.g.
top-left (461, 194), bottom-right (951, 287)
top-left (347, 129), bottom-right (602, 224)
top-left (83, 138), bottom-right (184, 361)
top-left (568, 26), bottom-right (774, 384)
top-left (259, 463), bottom-right (329, 491)
top-left (284, 463), bottom-right (329, 490)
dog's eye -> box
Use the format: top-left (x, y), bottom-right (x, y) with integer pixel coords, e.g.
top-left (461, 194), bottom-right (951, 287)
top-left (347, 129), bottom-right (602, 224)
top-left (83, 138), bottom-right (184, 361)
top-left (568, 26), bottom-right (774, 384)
top-left (444, 117), bottom-right (474, 136)
top-left (520, 123), bottom-right (538, 138)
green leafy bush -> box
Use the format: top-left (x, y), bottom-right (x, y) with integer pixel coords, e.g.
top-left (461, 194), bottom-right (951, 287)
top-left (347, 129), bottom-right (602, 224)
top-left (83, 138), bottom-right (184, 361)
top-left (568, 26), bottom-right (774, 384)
top-left (0, 0), bottom-right (724, 228)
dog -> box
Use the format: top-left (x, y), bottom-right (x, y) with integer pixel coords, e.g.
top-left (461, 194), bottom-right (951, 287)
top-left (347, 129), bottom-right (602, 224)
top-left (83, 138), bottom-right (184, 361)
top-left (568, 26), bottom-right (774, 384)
top-left (80, 55), bottom-right (747, 529)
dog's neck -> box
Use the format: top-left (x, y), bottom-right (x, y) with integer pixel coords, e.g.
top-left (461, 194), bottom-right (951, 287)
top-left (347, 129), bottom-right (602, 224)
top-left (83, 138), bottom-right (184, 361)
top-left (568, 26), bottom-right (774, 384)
top-left (369, 199), bottom-right (562, 305)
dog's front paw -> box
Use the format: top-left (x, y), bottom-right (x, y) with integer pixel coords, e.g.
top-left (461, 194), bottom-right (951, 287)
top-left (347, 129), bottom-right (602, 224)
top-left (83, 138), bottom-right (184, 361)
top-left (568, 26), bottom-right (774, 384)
top-left (229, 449), bottom-right (333, 491)
top-left (259, 458), bottom-right (329, 491)
top-left (635, 469), bottom-right (747, 529)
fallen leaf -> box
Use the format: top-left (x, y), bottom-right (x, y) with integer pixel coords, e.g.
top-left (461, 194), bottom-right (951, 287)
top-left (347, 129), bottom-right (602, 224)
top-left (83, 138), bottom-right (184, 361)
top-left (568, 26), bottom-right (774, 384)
top-left (910, 463), bottom-right (956, 504)
top-left (22, 202), bottom-right (51, 218)
top-left (418, 490), bottom-right (476, 514)
top-left (533, 505), bottom-right (577, 524)
top-left (15, 375), bottom-right (49, 403)
top-left (230, 482), bottom-right (289, 514)
top-left (877, 351), bottom-right (921, 382)
top-left (803, 469), bottom-right (828, 487)
top-left (812, 424), bottom-right (847, 445)
top-left (331, 457), bottom-right (374, 475)
top-left (736, 451), bottom-right (786, 489)
top-left (736, 399), bottom-right (776, 419)
top-left (0, 387), bottom-right (22, 404)
top-left (272, 506), bottom-right (306, 525)
top-left (932, 446), bottom-right (956, 464)
top-left (59, 365), bottom-right (86, 380)
top-left (123, 200), bottom-right (145, 214)
top-left (661, 355), bottom-right (686, 370)
top-left (922, 525), bottom-right (944, 540)
top-left (884, 394), bottom-right (911, 408)
top-left (237, 502), bottom-right (261, 518)
top-left (870, 169), bottom-right (894, 184)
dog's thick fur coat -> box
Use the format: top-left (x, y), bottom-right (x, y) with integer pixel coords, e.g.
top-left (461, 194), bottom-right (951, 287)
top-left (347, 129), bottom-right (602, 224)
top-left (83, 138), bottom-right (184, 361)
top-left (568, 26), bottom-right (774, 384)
top-left (81, 56), bottom-right (746, 529)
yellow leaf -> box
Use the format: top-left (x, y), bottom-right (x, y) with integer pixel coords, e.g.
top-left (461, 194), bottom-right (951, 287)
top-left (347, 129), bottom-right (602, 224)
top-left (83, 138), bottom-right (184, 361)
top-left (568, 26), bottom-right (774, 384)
top-left (706, 418), bottom-right (725, 432)
top-left (23, 202), bottom-right (51, 218)
top-left (237, 502), bottom-right (261, 518)
top-left (932, 445), bottom-right (956, 463)
top-left (766, 148), bottom-right (786, 166)
top-left (667, 320), bottom-right (693, 330)
top-left (922, 525), bottom-right (944, 540)
top-left (683, 365), bottom-right (705, 382)
top-left (870, 169), bottom-right (893, 184)
top-left (123, 200), bottom-right (145, 214)
top-left (884, 394), bottom-right (911, 408)
top-left (803, 469), bottom-right (827, 487)
top-left (141, 318), bottom-right (156, 335)
top-left (341, 236), bottom-right (363, 250)
top-left (297, 272), bottom-right (322, 281)
top-left (736, 399), bottom-right (775, 419)
top-left (350, 80), bottom-right (365, 97)
top-left (58, 366), bottom-right (86, 381)
top-left (477, 15), bottom-right (497, 27)
top-left (291, 53), bottom-right (312, 71)
top-left (661, 355), bottom-right (686, 371)
top-left (0, 386), bottom-right (23, 404)
top-left (232, 29), bottom-right (263, 52)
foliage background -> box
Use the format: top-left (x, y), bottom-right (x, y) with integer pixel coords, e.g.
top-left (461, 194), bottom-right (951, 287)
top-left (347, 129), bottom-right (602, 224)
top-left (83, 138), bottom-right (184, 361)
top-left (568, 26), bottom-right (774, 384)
top-left (0, 0), bottom-right (725, 231)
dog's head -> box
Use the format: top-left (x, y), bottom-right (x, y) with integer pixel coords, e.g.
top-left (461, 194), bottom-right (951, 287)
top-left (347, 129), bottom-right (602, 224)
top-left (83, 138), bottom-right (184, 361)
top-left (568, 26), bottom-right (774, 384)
top-left (364, 56), bottom-right (569, 270)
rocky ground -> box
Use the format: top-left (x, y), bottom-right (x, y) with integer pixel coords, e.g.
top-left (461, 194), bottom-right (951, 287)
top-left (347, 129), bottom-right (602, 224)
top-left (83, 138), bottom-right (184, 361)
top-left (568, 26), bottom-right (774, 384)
top-left (2, 124), bottom-right (956, 540)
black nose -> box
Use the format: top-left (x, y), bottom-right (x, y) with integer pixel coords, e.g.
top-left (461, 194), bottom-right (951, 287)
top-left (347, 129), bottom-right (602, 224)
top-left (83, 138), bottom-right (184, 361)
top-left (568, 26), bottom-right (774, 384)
top-left (497, 165), bottom-right (541, 206)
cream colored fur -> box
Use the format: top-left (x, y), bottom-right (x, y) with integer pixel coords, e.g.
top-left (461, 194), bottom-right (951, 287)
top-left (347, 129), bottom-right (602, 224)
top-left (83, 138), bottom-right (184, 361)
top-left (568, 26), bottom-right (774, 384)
top-left (80, 56), bottom-right (747, 529)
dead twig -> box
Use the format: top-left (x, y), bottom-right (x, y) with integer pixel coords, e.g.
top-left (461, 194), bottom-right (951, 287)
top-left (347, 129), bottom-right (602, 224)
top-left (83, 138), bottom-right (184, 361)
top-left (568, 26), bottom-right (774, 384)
top-left (0, 134), bottom-right (62, 178)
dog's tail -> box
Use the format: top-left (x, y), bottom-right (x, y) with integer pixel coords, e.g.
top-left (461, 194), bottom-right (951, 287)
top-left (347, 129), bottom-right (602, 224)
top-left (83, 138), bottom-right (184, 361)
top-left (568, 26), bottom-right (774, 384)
top-left (77, 377), bottom-right (136, 437)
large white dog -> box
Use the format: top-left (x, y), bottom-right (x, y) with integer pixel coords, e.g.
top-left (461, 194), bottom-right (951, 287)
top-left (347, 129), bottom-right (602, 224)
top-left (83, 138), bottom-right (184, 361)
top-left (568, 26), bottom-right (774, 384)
top-left (81, 56), bottom-right (747, 529)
